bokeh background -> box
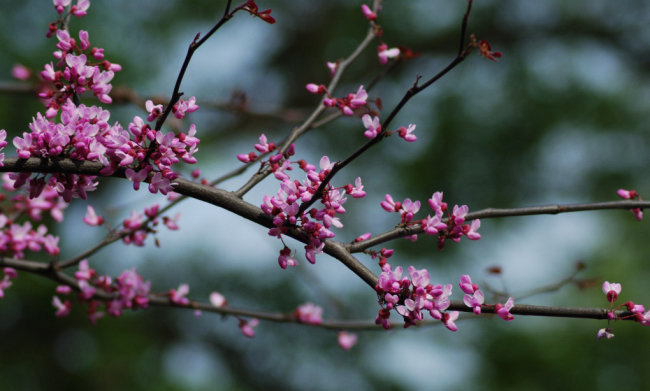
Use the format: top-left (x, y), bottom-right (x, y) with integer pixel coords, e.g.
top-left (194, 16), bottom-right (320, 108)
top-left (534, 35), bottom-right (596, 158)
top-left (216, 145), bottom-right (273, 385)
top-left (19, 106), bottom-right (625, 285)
top-left (1, 0), bottom-right (650, 389)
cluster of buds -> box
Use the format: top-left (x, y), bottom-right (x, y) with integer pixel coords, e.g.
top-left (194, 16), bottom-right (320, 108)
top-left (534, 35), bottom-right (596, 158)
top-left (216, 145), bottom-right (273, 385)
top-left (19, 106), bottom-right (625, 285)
top-left (306, 84), bottom-right (368, 116)
top-left (42, 13), bottom-right (121, 117)
top-left (380, 191), bottom-right (481, 249)
top-left (617, 188), bottom-right (643, 221)
top-left (53, 260), bottom-right (151, 324)
top-left (598, 281), bottom-right (650, 340)
top-left (237, 137), bottom-right (367, 268)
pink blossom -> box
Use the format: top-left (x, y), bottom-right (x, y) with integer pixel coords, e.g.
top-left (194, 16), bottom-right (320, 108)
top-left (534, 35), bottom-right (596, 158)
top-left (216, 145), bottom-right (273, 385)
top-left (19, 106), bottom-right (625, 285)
top-left (602, 281), bottom-right (621, 303)
top-left (295, 303), bottom-right (323, 325)
top-left (464, 219), bottom-right (481, 240)
top-left (381, 194), bottom-right (400, 212)
top-left (83, 205), bottom-right (104, 226)
top-left (463, 290), bottom-right (484, 315)
top-left (12, 64), bottom-right (30, 80)
top-left (327, 62), bottom-right (338, 77)
top-left (52, 296), bottom-right (71, 317)
top-left (239, 318), bottom-right (259, 338)
top-left (77, 279), bottom-right (95, 300)
top-left (346, 177), bottom-right (366, 198)
top-left (362, 114), bottom-right (381, 139)
top-left (349, 85), bottom-right (368, 109)
top-left (495, 297), bottom-right (515, 321)
top-left (597, 328), bottom-right (614, 340)
top-left (163, 213), bottom-right (181, 230)
top-left (618, 189), bottom-right (638, 199)
top-left (145, 100), bottom-right (163, 122)
top-left (148, 172), bottom-right (176, 195)
top-left (278, 247), bottom-right (298, 269)
top-left (3, 268), bottom-right (17, 279)
top-left (169, 283), bottom-right (190, 305)
top-left (398, 124), bottom-right (417, 142)
top-left (209, 292), bottom-right (227, 307)
top-left (377, 44), bottom-right (400, 65)
top-left (361, 4), bottom-right (377, 21)
top-left (56, 285), bottom-right (72, 295)
top-left (421, 214), bottom-right (446, 235)
top-left (74, 259), bottom-right (95, 281)
top-left (459, 275), bottom-right (478, 295)
top-left (355, 232), bottom-right (371, 242)
top-left (54, 0), bottom-right (72, 14)
top-left (338, 331), bottom-right (358, 350)
top-left (71, 0), bottom-right (90, 17)
top-left (0, 275), bottom-right (12, 297)
top-left (442, 311), bottom-right (460, 331)
top-left (306, 83), bottom-right (325, 94)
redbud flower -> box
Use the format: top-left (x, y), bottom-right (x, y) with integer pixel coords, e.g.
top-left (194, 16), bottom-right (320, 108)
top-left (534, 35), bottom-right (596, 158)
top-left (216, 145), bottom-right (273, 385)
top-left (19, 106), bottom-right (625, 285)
top-left (465, 219), bottom-right (481, 240)
top-left (362, 114), bottom-right (381, 139)
top-left (617, 189), bottom-right (643, 220)
top-left (163, 213), bottom-right (181, 230)
top-left (495, 297), bottom-right (515, 321)
top-left (377, 44), bottom-right (400, 65)
top-left (54, 0), bottom-right (71, 14)
top-left (338, 331), bottom-right (358, 350)
top-left (597, 328), bottom-right (614, 340)
top-left (295, 303), bottom-right (323, 325)
top-left (361, 4), bottom-right (377, 21)
top-left (464, 290), bottom-right (484, 315)
top-left (239, 318), bottom-right (259, 338)
top-left (125, 168), bottom-right (149, 191)
top-left (618, 189), bottom-right (639, 199)
top-left (442, 311), bottom-right (460, 331)
top-left (145, 100), bottom-right (163, 122)
top-left (278, 247), bottom-right (298, 269)
top-left (306, 83), bottom-right (326, 94)
top-left (347, 177), bottom-right (366, 198)
top-left (602, 281), bottom-right (621, 303)
top-left (83, 205), bottom-right (104, 226)
top-left (327, 62), bottom-right (338, 77)
top-left (52, 296), bottom-right (72, 317)
top-left (210, 292), bottom-right (227, 307)
top-left (169, 283), bottom-right (190, 305)
top-left (56, 285), bottom-right (72, 295)
top-left (459, 275), bottom-right (478, 295)
top-left (71, 0), bottom-right (90, 17)
top-left (11, 64), bottom-right (30, 80)
top-left (355, 233), bottom-right (371, 242)
top-left (398, 124), bottom-right (417, 142)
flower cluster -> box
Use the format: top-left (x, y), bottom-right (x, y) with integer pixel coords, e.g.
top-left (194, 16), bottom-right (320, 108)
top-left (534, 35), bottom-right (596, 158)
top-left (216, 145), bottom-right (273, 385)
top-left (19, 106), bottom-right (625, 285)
top-left (53, 260), bottom-right (151, 323)
top-left (259, 155), bottom-right (365, 268)
top-left (306, 84), bottom-right (368, 116)
top-left (617, 188), bottom-right (643, 221)
top-left (374, 265), bottom-right (514, 330)
top-left (598, 281), bottom-right (650, 340)
top-left (375, 265), bottom-right (461, 330)
top-left (295, 302), bottom-right (323, 325)
top-left (83, 203), bottom-right (181, 247)
top-left (42, 7), bottom-right (121, 117)
top-left (381, 191), bottom-right (481, 249)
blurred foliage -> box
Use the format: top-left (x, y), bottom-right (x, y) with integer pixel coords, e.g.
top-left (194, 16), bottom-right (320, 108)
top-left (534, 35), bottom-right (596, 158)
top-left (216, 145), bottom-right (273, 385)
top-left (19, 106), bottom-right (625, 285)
top-left (1, 0), bottom-right (650, 390)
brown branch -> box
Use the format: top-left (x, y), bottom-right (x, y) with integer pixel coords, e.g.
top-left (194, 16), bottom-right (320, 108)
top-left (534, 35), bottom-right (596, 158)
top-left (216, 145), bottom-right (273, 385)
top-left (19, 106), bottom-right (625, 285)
top-left (347, 200), bottom-right (650, 253)
top-left (0, 256), bottom-right (632, 332)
